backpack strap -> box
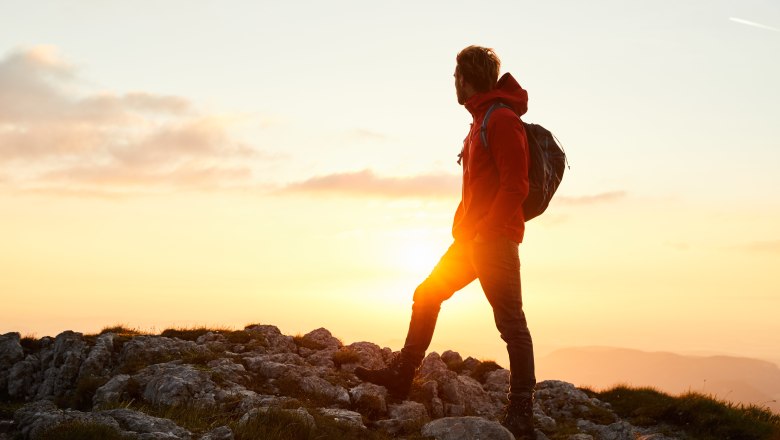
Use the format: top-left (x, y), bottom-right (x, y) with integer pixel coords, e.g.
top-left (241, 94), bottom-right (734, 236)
top-left (480, 102), bottom-right (516, 149)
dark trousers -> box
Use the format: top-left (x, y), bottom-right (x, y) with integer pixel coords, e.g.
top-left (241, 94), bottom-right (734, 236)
top-left (401, 237), bottom-right (536, 397)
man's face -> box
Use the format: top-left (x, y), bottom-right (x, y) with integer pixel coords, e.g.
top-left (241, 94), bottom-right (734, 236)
top-left (454, 68), bottom-right (467, 105)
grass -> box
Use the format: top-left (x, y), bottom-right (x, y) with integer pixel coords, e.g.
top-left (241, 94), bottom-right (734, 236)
top-left (56, 375), bottom-right (110, 411)
top-left (37, 419), bottom-right (133, 440)
top-left (98, 324), bottom-right (147, 336)
top-left (332, 348), bottom-right (361, 368)
top-left (20, 333), bottom-right (42, 354)
top-left (0, 400), bottom-right (24, 419)
top-left (160, 326), bottom-right (251, 344)
top-left (97, 399), bottom-right (235, 434)
top-left (584, 384), bottom-right (780, 440)
top-left (232, 407), bottom-right (433, 440)
top-left (293, 334), bottom-right (328, 351)
top-left (469, 360), bottom-right (502, 383)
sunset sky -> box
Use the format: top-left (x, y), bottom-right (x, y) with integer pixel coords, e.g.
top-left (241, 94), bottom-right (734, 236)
top-left (1, 1), bottom-right (779, 371)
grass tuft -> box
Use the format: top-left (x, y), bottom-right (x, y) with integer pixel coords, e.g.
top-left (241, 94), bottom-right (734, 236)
top-left (591, 384), bottom-right (780, 440)
top-left (37, 420), bottom-right (132, 440)
top-left (98, 325), bottom-right (146, 336)
top-left (292, 334), bottom-right (327, 351)
top-left (332, 348), bottom-right (361, 368)
top-left (470, 360), bottom-right (502, 383)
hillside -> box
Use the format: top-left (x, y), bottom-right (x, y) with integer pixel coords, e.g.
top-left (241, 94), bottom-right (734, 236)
top-left (539, 346), bottom-right (780, 414)
top-left (1, 326), bottom-right (778, 440)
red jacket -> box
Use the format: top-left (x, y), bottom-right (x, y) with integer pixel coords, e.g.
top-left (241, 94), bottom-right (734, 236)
top-left (452, 73), bottom-right (530, 244)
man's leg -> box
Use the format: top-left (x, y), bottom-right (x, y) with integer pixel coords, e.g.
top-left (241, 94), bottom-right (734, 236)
top-left (472, 237), bottom-right (535, 438)
top-left (356, 241), bottom-right (476, 398)
top-left (401, 240), bottom-right (476, 365)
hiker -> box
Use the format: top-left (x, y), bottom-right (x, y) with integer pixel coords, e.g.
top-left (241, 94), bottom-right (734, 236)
top-left (356, 45), bottom-right (536, 439)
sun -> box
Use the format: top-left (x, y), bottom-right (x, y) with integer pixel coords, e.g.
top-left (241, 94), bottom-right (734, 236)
top-left (387, 235), bottom-right (443, 276)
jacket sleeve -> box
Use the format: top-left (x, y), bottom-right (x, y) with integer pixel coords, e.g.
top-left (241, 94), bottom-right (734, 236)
top-left (475, 109), bottom-right (529, 239)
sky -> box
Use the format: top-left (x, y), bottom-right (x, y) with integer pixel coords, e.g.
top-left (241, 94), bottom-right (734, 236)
top-left (1, 0), bottom-right (779, 372)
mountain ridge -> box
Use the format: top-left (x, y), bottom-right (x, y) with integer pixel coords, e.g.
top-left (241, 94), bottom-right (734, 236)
top-left (1, 326), bottom-right (778, 439)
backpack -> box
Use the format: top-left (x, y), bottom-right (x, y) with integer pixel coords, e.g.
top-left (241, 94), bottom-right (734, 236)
top-left (480, 102), bottom-right (567, 221)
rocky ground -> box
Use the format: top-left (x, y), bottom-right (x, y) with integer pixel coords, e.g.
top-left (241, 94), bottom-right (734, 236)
top-left (0, 325), bottom-right (682, 439)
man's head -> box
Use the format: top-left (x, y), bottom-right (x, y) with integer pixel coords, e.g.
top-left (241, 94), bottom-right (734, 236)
top-left (455, 45), bottom-right (501, 105)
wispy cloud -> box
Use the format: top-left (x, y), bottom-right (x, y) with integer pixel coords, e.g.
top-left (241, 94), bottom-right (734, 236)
top-left (0, 46), bottom-right (270, 196)
top-left (279, 169), bottom-right (460, 199)
top-left (556, 191), bottom-right (627, 205)
top-left (729, 240), bottom-right (780, 254)
top-left (347, 129), bottom-right (392, 142)
top-left (729, 17), bottom-right (780, 32)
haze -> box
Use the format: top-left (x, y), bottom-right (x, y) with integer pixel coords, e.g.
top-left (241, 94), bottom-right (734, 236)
top-left (1, 0), bottom-right (778, 394)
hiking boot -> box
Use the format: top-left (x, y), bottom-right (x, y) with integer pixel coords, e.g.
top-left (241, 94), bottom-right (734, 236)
top-left (354, 353), bottom-right (418, 400)
top-left (500, 394), bottom-right (535, 440)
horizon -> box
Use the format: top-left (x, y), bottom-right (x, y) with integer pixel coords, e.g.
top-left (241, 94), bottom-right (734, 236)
top-left (2, 0), bottom-right (779, 390)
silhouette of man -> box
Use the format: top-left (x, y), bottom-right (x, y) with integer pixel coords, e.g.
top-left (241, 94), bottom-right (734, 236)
top-left (356, 45), bottom-right (535, 439)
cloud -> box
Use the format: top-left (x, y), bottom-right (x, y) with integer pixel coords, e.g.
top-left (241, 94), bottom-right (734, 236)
top-left (729, 17), bottom-right (780, 32)
top-left (556, 191), bottom-right (627, 205)
top-left (730, 240), bottom-right (780, 254)
top-left (0, 46), bottom-right (265, 195)
top-left (280, 169), bottom-right (460, 199)
top-left (346, 129), bottom-right (392, 142)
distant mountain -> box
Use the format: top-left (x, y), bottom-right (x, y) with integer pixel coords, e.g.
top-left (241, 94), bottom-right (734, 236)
top-left (538, 346), bottom-right (780, 413)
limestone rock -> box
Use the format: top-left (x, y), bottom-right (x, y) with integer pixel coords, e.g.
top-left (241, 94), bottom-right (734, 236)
top-left (78, 333), bottom-right (115, 380)
top-left (0, 333), bottom-right (24, 392)
top-left (200, 425), bottom-right (234, 440)
top-left (349, 382), bottom-right (388, 416)
top-left (342, 341), bottom-right (387, 370)
top-left (244, 325), bottom-right (297, 354)
top-left (6, 354), bottom-right (41, 400)
top-left (440, 350), bottom-right (463, 367)
top-left (318, 408), bottom-right (366, 429)
top-left (483, 369), bottom-right (510, 393)
top-left (13, 400), bottom-right (121, 440)
top-left (295, 374), bottom-right (350, 406)
top-left (421, 416), bottom-right (514, 440)
top-left (34, 331), bottom-right (89, 400)
top-left (118, 336), bottom-right (206, 372)
top-left (418, 352), bottom-right (498, 417)
top-left (93, 374), bottom-right (131, 407)
top-left (299, 328), bottom-right (341, 351)
top-left (206, 358), bottom-right (248, 385)
top-left (238, 407), bottom-right (316, 431)
top-left (99, 408), bottom-right (191, 439)
top-left (536, 380), bottom-right (615, 422)
top-left (375, 401), bottom-right (429, 435)
top-left (125, 362), bottom-right (218, 408)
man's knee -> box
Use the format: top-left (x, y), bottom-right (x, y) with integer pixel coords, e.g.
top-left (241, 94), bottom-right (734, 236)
top-left (412, 279), bottom-right (449, 308)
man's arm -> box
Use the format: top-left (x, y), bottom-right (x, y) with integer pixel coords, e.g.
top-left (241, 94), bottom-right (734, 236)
top-left (475, 109), bottom-right (529, 240)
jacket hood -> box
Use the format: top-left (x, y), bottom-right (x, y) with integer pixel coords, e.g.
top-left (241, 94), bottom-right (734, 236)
top-left (465, 72), bottom-right (528, 117)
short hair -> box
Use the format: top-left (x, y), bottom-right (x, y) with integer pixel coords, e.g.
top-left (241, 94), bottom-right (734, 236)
top-left (456, 45), bottom-right (501, 92)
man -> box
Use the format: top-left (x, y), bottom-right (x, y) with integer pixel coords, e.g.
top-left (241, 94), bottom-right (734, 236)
top-left (356, 45), bottom-right (535, 439)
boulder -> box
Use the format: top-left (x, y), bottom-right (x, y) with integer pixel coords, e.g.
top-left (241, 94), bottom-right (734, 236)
top-left (99, 408), bottom-right (191, 439)
top-left (13, 400), bottom-right (121, 440)
top-left (138, 362), bottom-right (218, 408)
top-left (299, 328), bottom-right (341, 351)
top-left (421, 416), bottom-right (514, 440)
top-left (93, 374), bottom-right (131, 407)
top-left (78, 333), bottom-right (115, 380)
top-left (318, 408), bottom-right (366, 429)
top-left (0, 333), bottom-right (24, 393)
top-left (34, 331), bottom-right (89, 400)
top-left (200, 425), bottom-right (234, 440)
top-left (349, 382), bottom-right (388, 416)
top-left (238, 407), bottom-right (316, 431)
top-left (342, 342), bottom-right (387, 370)
top-left (375, 401), bottom-right (429, 435)
top-left (244, 325), bottom-right (297, 354)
